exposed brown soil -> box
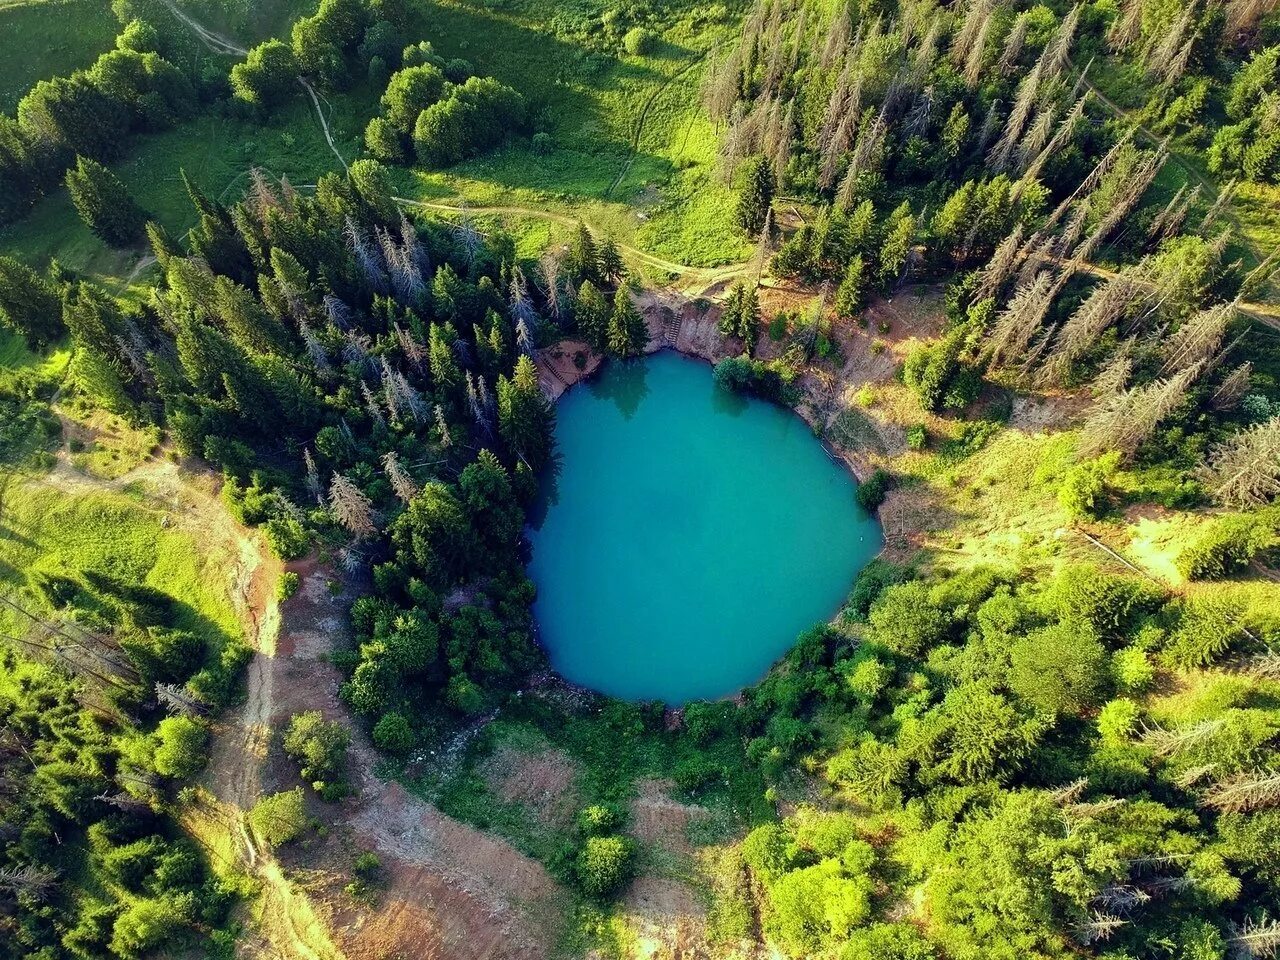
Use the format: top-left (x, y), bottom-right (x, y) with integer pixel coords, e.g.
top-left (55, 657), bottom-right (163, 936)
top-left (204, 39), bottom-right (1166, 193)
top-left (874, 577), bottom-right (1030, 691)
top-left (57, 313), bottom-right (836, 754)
top-left (480, 744), bottom-right (582, 831)
top-left (199, 554), bottom-right (570, 960)
top-left (630, 779), bottom-right (709, 860)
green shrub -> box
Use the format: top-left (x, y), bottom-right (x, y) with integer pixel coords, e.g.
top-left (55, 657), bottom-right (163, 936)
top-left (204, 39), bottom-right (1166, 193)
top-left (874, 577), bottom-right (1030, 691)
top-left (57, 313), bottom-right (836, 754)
top-left (845, 559), bottom-right (909, 621)
top-left (249, 788), bottom-right (309, 846)
top-left (906, 425), bottom-right (926, 450)
top-left (577, 804), bottom-right (622, 835)
top-left (1176, 512), bottom-right (1278, 580)
top-left (674, 756), bottom-right (722, 792)
top-left (372, 712), bottom-right (416, 754)
top-left (622, 27), bottom-right (657, 55)
top-left (867, 581), bottom-right (949, 656)
top-left (856, 469), bottom-right (889, 511)
top-left (276, 571), bottom-right (300, 602)
top-left (264, 515), bottom-right (309, 560)
top-left (839, 922), bottom-right (937, 960)
top-left (152, 716), bottom-right (208, 779)
top-left (575, 835), bottom-right (634, 896)
top-left (283, 711), bottom-right (350, 798)
top-left (1161, 596), bottom-right (1251, 670)
top-left (109, 896), bottom-right (192, 960)
top-left (1097, 697), bottom-right (1141, 745)
top-left (1008, 624), bottom-right (1109, 716)
top-left (768, 312), bottom-right (789, 340)
top-left (682, 700), bottom-right (740, 743)
top-left (1113, 645), bottom-right (1155, 691)
top-left (1058, 453), bottom-right (1120, 519)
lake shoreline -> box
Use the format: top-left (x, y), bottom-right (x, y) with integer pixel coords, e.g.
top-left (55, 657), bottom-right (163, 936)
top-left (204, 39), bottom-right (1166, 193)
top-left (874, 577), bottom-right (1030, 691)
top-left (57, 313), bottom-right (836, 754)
top-left (532, 287), bottom-right (888, 484)
top-left (525, 349), bottom-right (883, 704)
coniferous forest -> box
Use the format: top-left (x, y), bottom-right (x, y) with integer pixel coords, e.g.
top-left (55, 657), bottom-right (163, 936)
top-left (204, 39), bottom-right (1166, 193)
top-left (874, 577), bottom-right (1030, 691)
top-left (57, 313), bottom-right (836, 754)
top-left (1, 0), bottom-right (1279, 957)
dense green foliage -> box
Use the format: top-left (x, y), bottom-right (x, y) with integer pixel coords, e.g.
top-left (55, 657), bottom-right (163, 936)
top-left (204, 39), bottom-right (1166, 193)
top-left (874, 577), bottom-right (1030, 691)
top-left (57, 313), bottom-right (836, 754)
top-left (2, 0), bottom-right (1280, 955)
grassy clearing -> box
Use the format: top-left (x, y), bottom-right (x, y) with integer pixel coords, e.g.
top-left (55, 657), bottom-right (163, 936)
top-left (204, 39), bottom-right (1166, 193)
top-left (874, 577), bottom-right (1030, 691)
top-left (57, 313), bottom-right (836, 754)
top-left (169, 0), bottom-right (315, 45)
top-left (0, 90), bottom-right (367, 279)
top-left (410, 698), bottom-right (769, 866)
top-left (402, 0), bottom-right (749, 267)
top-left (59, 402), bottom-right (164, 480)
top-left (0, 478), bottom-right (242, 652)
top-left (0, 0), bottom-right (119, 114)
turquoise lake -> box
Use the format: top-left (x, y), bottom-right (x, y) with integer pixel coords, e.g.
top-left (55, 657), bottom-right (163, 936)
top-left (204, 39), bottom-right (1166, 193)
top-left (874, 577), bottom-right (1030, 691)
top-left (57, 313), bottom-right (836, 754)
top-left (527, 351), bottom-right (883, 704)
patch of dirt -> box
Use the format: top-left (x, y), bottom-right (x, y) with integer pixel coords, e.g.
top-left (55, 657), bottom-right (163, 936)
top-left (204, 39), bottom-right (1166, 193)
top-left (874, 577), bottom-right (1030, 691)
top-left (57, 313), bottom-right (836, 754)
top-left (479, 744), bottom-right (582, 831)
top-left (201, 554), bottom-right (568, 960)
top-left (630, 778), bottom-right (708, 859)
top-left (535, 337), bottom-right (603, 400)
top-left (1008, 392), bottom-right (1089, 432)
top-left (619, 876), bottom-right (708, 959)
top-left (616, 780), bottom-right (715, 959)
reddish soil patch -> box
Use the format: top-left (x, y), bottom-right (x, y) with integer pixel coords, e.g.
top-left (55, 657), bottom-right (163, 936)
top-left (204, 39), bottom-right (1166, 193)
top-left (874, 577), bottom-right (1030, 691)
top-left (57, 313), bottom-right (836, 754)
top-left (479, 745), bottom-right (582, 830)
top-left (535, 338), bottom-right (602, 400)
top-left (203, 558), bottom-right (568, 960)
top-left (620, 875), bottom-right (707, 954)
top-left (630, 778), bottom-right (708, 859)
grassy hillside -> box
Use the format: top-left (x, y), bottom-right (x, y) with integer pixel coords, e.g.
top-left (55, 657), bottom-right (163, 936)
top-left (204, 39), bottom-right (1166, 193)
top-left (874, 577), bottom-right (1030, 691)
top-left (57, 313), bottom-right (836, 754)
top-left (0, 0), bottom-right (118, 113)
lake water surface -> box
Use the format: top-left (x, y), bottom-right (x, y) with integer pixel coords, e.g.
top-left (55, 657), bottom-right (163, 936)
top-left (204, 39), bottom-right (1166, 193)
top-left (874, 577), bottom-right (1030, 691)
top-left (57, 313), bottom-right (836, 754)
top-left (527, 352), bottom-right (882, 703)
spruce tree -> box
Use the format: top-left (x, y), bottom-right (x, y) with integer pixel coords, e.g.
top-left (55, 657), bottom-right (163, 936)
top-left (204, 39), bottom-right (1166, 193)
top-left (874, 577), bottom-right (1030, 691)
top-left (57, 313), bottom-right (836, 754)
top-left (567, 222), bottom-right (600, 285)
top-left (608, 287), bottom-right (647, 358)
top-left (735, 154), bottom-right (775, 234)
top-left (575, 280), bottom-right (609, 350)
top-left (834, 255), bottom-right (867, 320)
top-left (0, 256), bottom-right (64, 348)
top-left (497, 354), bottom-right (554, 470)
top-left (599, 237), bottom-right (624, 282)
top-left (65, 156), bottom-right (147, 247)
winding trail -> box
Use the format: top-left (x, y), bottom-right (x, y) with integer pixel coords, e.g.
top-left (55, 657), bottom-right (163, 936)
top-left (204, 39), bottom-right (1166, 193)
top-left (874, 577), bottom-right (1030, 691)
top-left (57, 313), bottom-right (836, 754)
top-left (604, 50), bottom-right (711, 199)
top-left (397, 197), bottom-right (1280, 325)
top-left (393, 196), bottom-right (748, 294)
top-left (159, 0), bottom-right (349, 172)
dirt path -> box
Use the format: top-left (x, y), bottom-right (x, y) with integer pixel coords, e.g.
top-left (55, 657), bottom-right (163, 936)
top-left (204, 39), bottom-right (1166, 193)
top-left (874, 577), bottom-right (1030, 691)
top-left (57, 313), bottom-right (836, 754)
top-left (160, 0), bottom-right (349, 172)
top-left (201, 562), bottom-right (568, 960)
top-left (604, 50), bottom-right (711, 199)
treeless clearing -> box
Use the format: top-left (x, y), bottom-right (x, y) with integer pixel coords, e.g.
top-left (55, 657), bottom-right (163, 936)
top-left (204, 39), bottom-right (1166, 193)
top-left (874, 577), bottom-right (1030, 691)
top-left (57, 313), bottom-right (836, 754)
top-left (479, 744), bottom-right (583, 831)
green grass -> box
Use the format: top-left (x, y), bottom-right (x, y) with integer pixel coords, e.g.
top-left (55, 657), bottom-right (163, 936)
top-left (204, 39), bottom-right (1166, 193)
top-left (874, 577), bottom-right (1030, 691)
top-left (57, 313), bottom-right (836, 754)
top-left (0, 89), bottom-right (368, 279)
top-left (401, 0), bottom-right (750, 267)
top-left (0, 479), bottom-right (242, 653)
top-left (0, 0), bottom-right (119, 114)
top-left (168, 0), bottom-right (315, 45)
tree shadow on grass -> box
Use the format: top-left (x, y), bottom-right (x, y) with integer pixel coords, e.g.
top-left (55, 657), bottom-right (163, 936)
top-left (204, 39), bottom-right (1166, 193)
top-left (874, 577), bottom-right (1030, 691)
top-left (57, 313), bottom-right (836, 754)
top-left (418, 0), bottom-right (689, 200)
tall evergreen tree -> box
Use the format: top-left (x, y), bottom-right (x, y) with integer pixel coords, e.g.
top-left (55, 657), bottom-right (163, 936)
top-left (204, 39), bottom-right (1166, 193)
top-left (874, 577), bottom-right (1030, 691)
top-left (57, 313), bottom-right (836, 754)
top-left (497, 354), bottom-right (554, 470)
top-left (834, 255), bottom-right (867, 320)
top-left (574, 280), bottom-right (609, 350)
top-left (0, 256), bottom-right (64, 347)
top-left (735, 154), bottom-right (776, 234)
top-left (607, 287), bottom-right (647, 358)
top-left (598, 237), bottom-right (624, 282)
top-left (65, 156), bottom-right (147, 247)
top-left (566, 222), bottom-right (600, 285)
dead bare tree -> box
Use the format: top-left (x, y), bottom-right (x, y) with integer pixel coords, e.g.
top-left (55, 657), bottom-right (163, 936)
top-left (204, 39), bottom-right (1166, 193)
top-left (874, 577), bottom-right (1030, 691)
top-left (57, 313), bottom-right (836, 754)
top-left (155, 682), bottom-right (208, 716)
top-left (1039, 274), bottom-right (1143, 385)
top-left (1199, 415), bottom-right (1280, 507)
top-left (985, 271), bottom-right (1057, 369)
top-left (1212, 362), bottom-right (1253, 411)
top-left (1230, 916), bottom-right (1280, 960)
top-left (382, 451), bottom-right (419, 504)
top-left (1160, 303), bottom-right (1235, 374)
top-left (329, 473), bottom-right (378, 538)
top-left (1078, 364), bottom-right (1201, 459)
top-left (1203, 769), bottom-right (1280, 812)
top-left (0, 865), bottom-right (58, 901)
